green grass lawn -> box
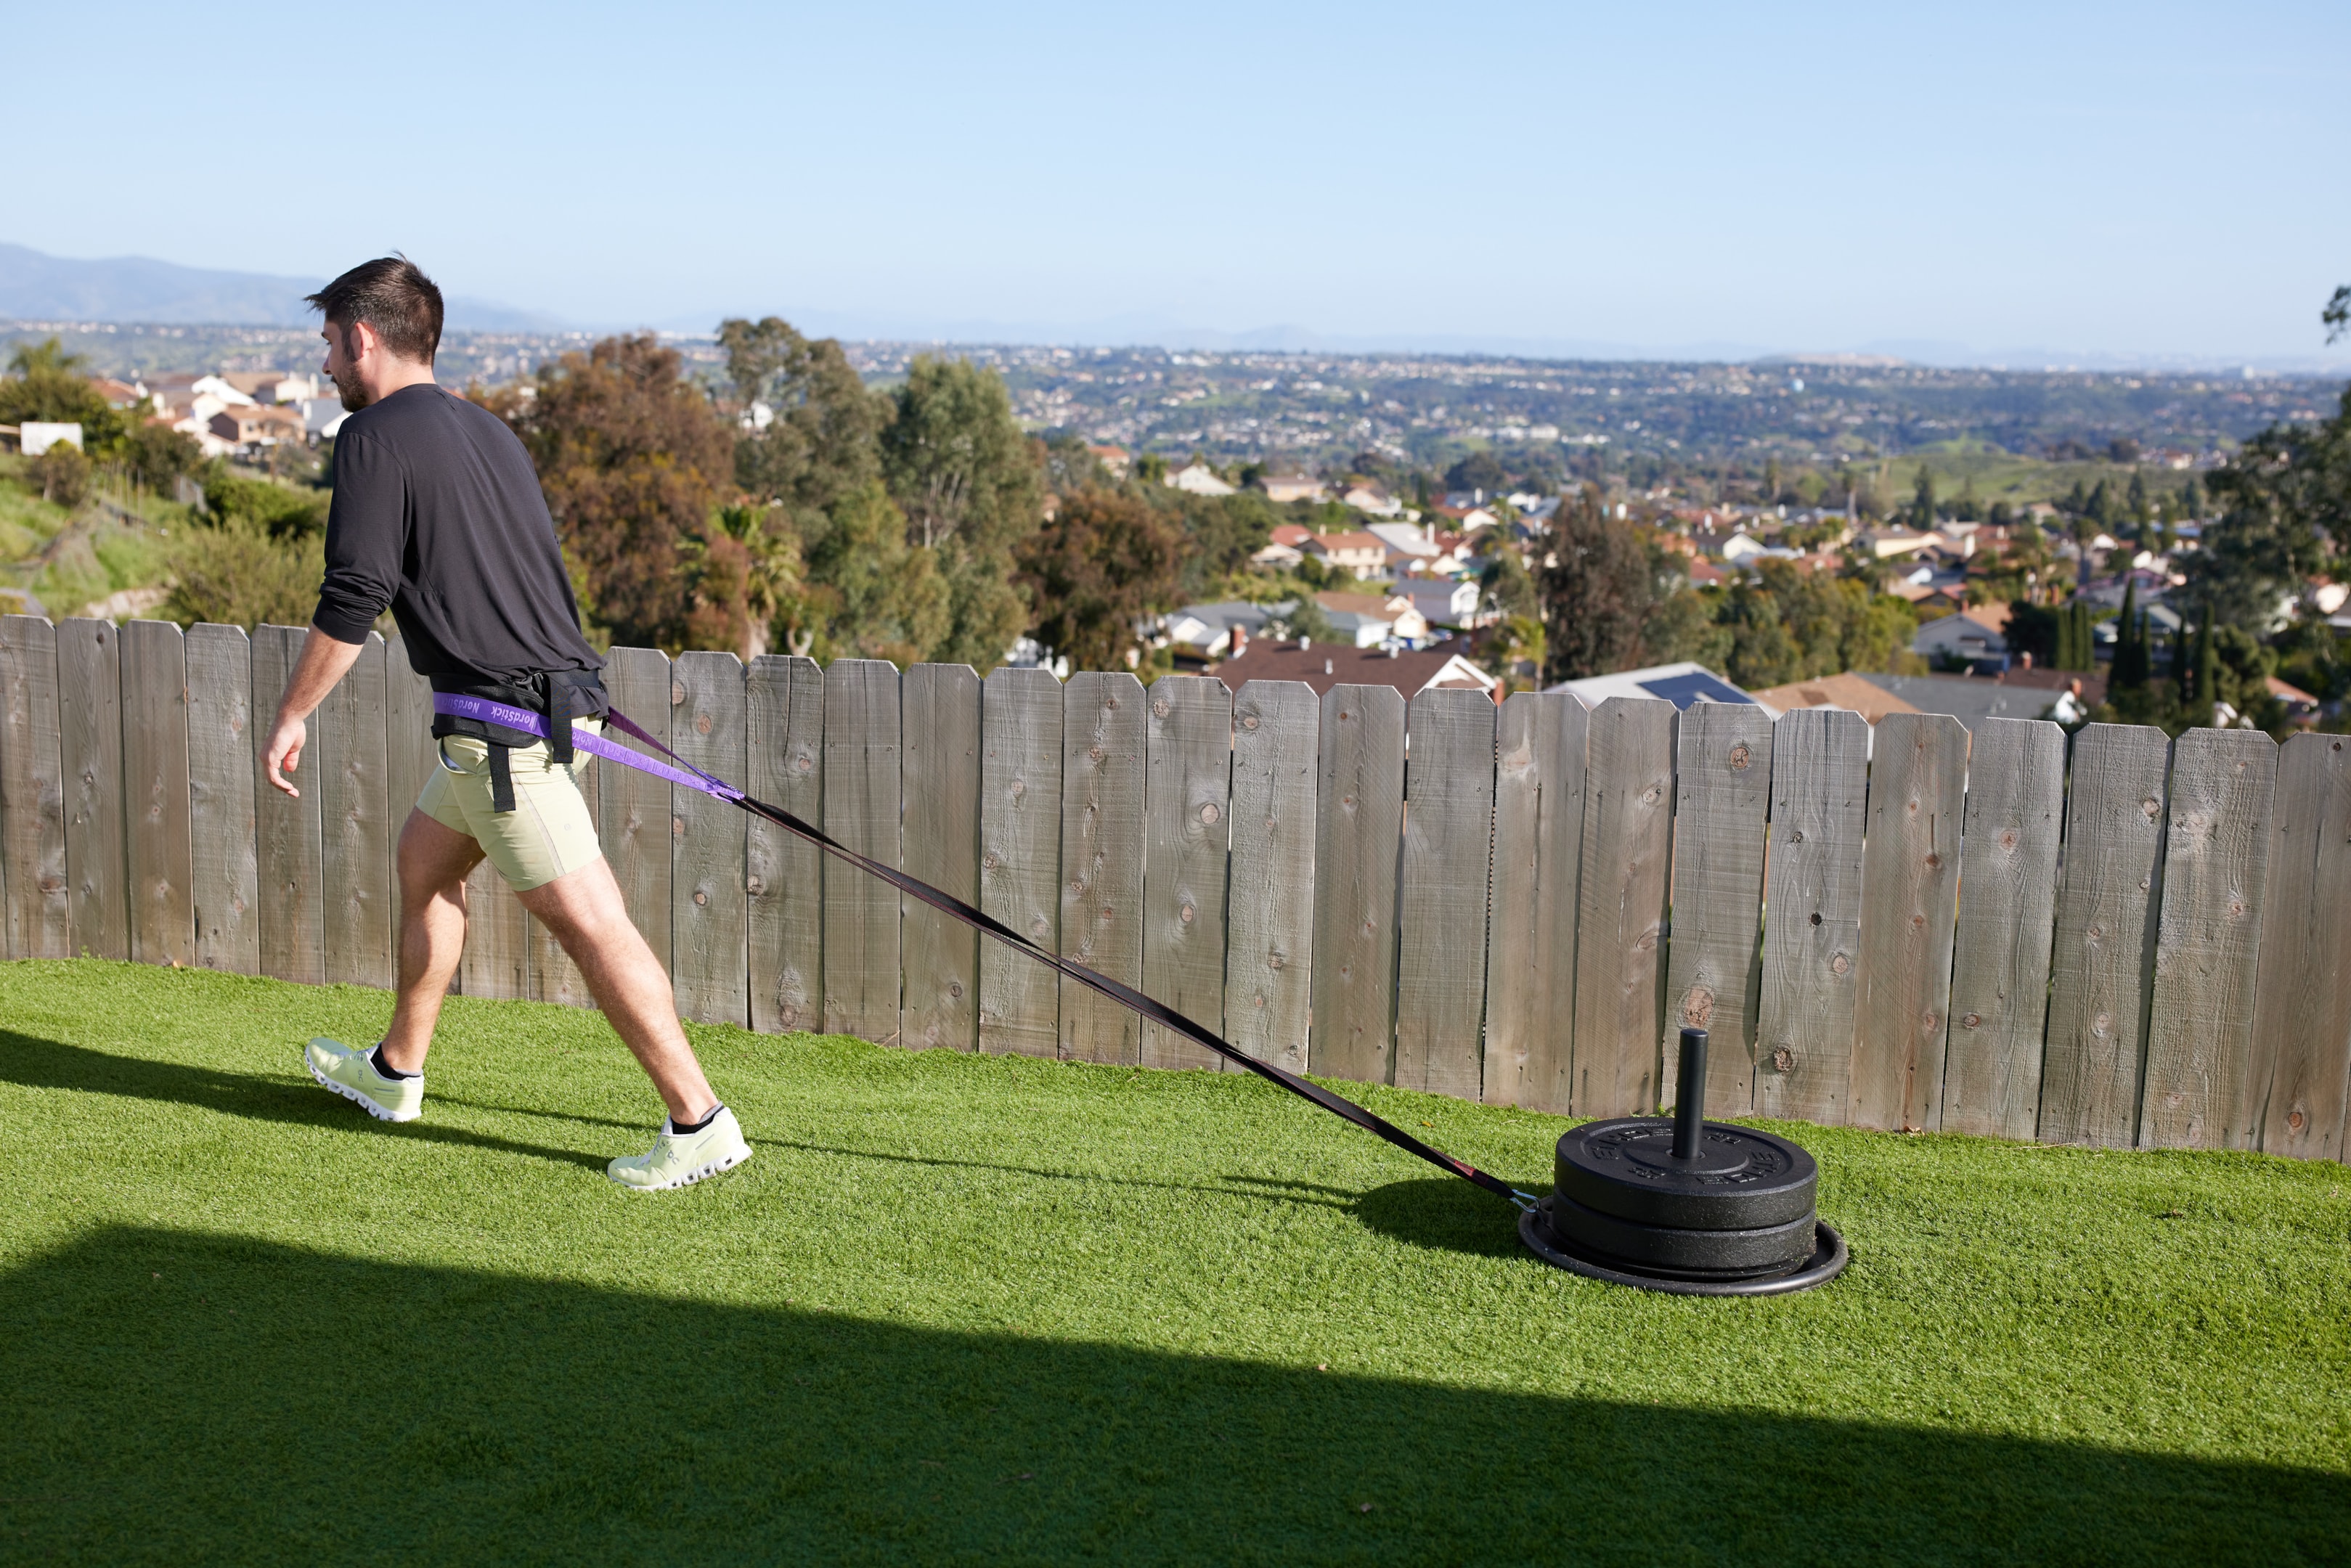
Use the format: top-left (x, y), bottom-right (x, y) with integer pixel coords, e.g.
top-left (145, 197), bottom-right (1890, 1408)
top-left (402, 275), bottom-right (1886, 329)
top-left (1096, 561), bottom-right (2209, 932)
top-left (1, 960), bottom-right (2345, 1564)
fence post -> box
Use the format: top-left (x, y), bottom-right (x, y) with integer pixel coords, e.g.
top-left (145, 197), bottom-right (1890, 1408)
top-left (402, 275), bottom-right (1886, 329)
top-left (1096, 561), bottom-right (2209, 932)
top-left (317, 632), bottom-right (392, 989)
top-left (1141, 674), bottom-right (1231, 1071)
top-left (2140, 727), bottom-right (2276, 1150)
top-left (0, 616), bottom-right (70, 959)
top-left (120, 620), bottom-right (195, 969)
top-left (1660, 700), bottom-right (1772, 1115)
top-left (2248, 731), bottom-right (2351, 1161)
top-left (1570, 696), bottom-right (1677, 1118)
top-left (58, 618), bottom-right (128, 960)
top-left (185, 624), bottom-right (258, 975)
top-left (2041, 722), bottom-right (2171, 1148)
top-left (250, 625), bottom-right (324, 984)
top-left (672, 650), bottom-right (749, 1027)
top-left (1756, 706), bottom-right (1870, 1126)
top-left (1484, 692), bottom-right (1589, 1114)
top-left (1226, 679), bottom-right (1320, 1075)
top-left (748, 653), bottom-right (824, 1033)
top-left (601, 647), bottom-right (675, 981)
top-left (1059, 671), bottom-right (1146, 1065)
top-left (1850, 712), bottom-right (1968, 1132)
top-left (1393, 685), bottom-right (1496, 1101)
top-left (902, 663), bottom-right (982, 1051)
top-left (977, 666), bottom-right (1062, 1057)
top-left (1942, 717), bottom-right (2065, 1140)
top-left (1310, 684), bottom-right (1405, 1085)
top-left (823, 658), bottom-right (902, 1043)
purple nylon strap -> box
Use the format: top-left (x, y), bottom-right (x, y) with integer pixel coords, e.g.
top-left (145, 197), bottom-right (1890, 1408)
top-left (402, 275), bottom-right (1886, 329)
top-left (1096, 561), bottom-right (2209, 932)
top-left (427, 690), bottom-right (1534, 1211)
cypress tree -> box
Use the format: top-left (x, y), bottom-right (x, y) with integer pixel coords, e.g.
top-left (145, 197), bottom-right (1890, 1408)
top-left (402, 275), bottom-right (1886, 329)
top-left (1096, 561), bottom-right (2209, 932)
top-left (2114, 584), bottom-right (2147, 688)
top-left (2193, 611), bottom-right (2218, 722)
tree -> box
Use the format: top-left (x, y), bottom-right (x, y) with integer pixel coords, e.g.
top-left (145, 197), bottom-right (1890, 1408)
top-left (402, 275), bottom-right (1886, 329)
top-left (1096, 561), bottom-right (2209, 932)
top-left (720, 316), bottom-right (887, 521)
top-left (2111, 583), bottom-right (2149, 690)
top-left (1443, 449), bottom-right (1509, 497)
top-left (2186, 385), bottom-right (2351, 626)
top-left (1478, 544), bottom-right (1539, 621)
top-left (503, 333), bottom-right (738, 652)
top-left (1539, 486), bottom-right (1651, 682)
top-left (1174, 491), bottom-right (1276, 600)
top-left (880, 355), bottom-right (1046, 669)
top-left (794, 480), bottom-right (950, 666)
top-left (1015, 489), bottom-right (1182, 673)
top-left (1910, 465), bottom-right (1936, 529)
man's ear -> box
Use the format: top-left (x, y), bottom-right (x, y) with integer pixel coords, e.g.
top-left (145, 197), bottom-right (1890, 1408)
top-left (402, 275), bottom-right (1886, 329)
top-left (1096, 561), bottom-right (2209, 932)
top-left (344, 318), bottom-right (378, 363)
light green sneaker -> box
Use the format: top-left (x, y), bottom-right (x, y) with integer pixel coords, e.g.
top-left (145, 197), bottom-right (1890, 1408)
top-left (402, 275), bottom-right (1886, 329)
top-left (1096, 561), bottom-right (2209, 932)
top-left (607, 1106), bottom-right (751, 1192)
top-left (304, 1037), bottom-right (424, 1124)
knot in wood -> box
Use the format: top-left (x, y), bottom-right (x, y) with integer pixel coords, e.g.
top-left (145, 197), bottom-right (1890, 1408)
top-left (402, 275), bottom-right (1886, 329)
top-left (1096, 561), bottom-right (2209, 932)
top-left (1728, 743), bottom-right (1751, 772)
top-left (1642, 785), bottom-right (1662, 805)
top-left (1788, 829), bottom-right (1804, 844)
top-left (1153, 700), bottom-right (1169, 718)
top-left (1682, 987), bottom-right (1714, 1027)
top-left (1009, 777), bottom-right (1026, 797)
top-left (1809, 911), bottom-right (1822, 926)
top-left (1999, 829), bottom-right (2018, 851)
top-left (2141, 797), bottom-right (2159, 818)
top-left (1242, 714), bottom-right (1260, 730)
top-left (797, 755), bottom-right (812, 772)
top-left (1772, 1045), bottom-right (1796, 1072)
top-left (983, 853), bottom-right (999, 870)
top-left (670, 682), bottom-right (686, 705)
top-left (948, 981), bottom-right (963, 999)
top-left (1911, 914), bottom-right (1926, 931)
top-left (1267, 953), bottom-right (1284, 969)
top-left (672, 817), bottom-right (685, 837)
top-left (693, 890), bottom-right (708, 906)
top-left (1199, 802), bottom-right (1219, 824)
top-left (2088, 923), bottom-right (2102, 940)
top-left (1919, 1010), bottom-right (1938, 1034)
top-left (1088, 745), bottom-right (1104, 761)
top-left (1179, 903), bottom-right (1194, 923)
top-left (1031, 917), bottom-right (1051, 938)
top-left (1961, 1012), bottom-right (1981, 1029)
top-left (746, 876), bottom-right (765, 894)
top-left (1907, 797), bottom-right (1920, 815)
top-left (2288, 1108), bottom-right (2307, 1130)
top-left (696, 713), bottom-right (712, 735)
top-left (1829, 952), bottom-right (1849, 976)
top-left (2093, 1010), bottom-right (2111, 1037)
top-left (1924, 852), bottom-right (1941, 869)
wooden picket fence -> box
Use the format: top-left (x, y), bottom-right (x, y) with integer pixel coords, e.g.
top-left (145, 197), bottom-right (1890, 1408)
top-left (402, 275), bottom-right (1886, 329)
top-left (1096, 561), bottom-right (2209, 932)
top-left (3, 613), bottom-right (2347, 1164)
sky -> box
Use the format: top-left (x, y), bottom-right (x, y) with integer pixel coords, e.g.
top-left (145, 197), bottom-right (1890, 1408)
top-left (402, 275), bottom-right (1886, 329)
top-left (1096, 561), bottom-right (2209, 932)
top-left (13, 0), bottom-right (2350, 362)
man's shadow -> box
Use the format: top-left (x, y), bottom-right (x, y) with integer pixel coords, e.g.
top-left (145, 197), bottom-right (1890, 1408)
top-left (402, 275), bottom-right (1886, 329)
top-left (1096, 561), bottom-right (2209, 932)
top-left (0, 1029), bottom-right (606, 1172)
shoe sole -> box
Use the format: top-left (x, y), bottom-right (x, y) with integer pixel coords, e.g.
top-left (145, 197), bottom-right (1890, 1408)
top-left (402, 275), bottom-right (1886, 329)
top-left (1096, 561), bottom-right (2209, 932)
top-left (611, 1146), bottom-right (751, 1193)
top-left (305, 1051), bottom-right (422, 1124)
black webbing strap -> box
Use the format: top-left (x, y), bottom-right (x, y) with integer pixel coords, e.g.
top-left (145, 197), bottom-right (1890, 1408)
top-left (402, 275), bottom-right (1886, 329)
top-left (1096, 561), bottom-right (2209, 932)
top-left (592, 702), bottom-right (1537, 1212)
top-left (487, 743), bottom-right (516, 814)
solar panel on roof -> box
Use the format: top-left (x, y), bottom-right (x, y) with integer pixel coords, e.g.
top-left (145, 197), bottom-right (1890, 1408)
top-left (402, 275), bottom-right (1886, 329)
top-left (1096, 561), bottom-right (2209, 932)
top-left (1637, 671), bottom-right (1754, 710)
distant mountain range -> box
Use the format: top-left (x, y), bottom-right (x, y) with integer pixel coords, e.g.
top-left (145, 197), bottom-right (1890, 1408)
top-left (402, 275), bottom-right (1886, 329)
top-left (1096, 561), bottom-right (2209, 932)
top-left (0, 243), bottom-right (559, 331)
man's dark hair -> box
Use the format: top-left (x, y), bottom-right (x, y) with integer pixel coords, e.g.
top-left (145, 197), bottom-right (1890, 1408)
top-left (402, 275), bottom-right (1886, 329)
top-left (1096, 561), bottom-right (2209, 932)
top-left (306, 256), bottom-right (444, 364)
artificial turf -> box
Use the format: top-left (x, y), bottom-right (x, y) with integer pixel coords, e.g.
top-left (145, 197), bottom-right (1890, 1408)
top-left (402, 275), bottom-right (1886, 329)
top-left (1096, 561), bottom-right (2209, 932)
top-left (0, 958), bottom-right (2345, 1565)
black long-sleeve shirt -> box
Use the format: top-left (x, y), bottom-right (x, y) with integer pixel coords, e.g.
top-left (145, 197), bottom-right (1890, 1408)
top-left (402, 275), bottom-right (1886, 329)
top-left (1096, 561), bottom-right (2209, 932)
top-left (313, 383), bottom-right (601, 685)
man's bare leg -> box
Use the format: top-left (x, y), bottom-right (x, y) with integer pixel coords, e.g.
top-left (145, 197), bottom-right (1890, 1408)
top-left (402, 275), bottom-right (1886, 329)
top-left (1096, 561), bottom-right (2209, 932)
top-left (378, 809), bottom-right (484, 1074)
top-left (516, 857), bottom-right (718, 1126)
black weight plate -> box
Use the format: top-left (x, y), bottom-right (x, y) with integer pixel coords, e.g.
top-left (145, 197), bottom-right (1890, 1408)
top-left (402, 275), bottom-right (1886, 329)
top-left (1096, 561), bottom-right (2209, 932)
top-left (1554, 1117), bottom-right (1817, 1229)
top-left (1521, 1204), bottom-right (1849, 1297)
top-left (1543, 1189), bottom-right (1817, 1278)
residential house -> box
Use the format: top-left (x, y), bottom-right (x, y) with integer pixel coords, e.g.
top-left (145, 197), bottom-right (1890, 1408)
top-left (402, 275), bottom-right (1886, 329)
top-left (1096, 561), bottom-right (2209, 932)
top-left (1166, 460), bottom-right (1236, 497)
top-left (1340, 483), bottom-right (1403, 518)
top-left (300, 397), bottom-right (351, 441)
top-left (1161, 601), bottom-right (1282, 661)
top-left (1300, 531), bottom-right (1390, 580)
top-left (1750, 672), bottom-right (1922, 725)
top-left (1857, 526), bottom-right (1939, 560)
top-left (18, 422), bottom-right (83, 456)
top-left (1088, 444), bottom-right (1129, 476)
top-left (1548, 661), bottom-right (1757, 711)
top-left (1392, 578), bottom-right (1481, 629)
top-left (1314, 591), bottom-right (1429, 648)
top-left (1211, 639), bottom-right (1497, 701)
top-left (1250, 522), bottom-right (1311, 569)
top-left (2267, 675), bottom-right (2322, 725)
top-left (1911, 604), bottom-right (2013, 667)
top-left (1258, 473), bottom-right (1325, 504)
top-left (1688, 558), bottom-right (1729, 589)
top-left (1366, 520), bottom-right (1446, 576)
top-left (208, 404), bottom-right (305, 449)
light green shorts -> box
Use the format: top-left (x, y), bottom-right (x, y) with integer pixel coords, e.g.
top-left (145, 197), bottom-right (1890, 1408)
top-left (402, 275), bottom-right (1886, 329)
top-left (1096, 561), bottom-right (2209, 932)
top-left (415, 722), bottom-right (604, 892)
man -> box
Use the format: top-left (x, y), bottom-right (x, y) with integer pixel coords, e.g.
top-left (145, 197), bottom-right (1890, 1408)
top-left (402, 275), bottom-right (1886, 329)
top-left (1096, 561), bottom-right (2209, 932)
top-left (270, 256), bottom-right (749, 1192)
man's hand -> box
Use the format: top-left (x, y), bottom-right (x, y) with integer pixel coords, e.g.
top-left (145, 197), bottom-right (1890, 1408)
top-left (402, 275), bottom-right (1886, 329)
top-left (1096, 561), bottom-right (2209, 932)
top-left (265, 711), bottom-right (308, 797)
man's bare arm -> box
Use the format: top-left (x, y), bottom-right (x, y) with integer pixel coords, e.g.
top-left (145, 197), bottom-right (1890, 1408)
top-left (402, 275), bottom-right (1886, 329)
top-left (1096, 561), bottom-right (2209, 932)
top-left (262, 625), bottom-right (367, 797)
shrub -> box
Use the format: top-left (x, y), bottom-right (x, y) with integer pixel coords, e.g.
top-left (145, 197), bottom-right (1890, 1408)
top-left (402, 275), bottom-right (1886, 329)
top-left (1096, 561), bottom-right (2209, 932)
top-left (35, 445), bottom-right (91, 509)
top-left (165, 518), bottom-right (325, 630)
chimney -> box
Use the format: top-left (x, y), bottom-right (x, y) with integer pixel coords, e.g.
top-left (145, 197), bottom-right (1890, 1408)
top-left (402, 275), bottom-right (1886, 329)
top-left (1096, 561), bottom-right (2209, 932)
top-left (1231, 624), bottom-right (1247, 658)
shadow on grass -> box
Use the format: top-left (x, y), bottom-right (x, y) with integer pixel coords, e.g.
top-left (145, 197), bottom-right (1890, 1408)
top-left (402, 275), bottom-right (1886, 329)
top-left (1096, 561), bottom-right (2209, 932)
top-left (1, 1228), bottom-right (2339, 1565)
top-left (0, 1030), bottom-right (605, 1173)
top-left (1353, 1176), bottom-right (1531, 1259)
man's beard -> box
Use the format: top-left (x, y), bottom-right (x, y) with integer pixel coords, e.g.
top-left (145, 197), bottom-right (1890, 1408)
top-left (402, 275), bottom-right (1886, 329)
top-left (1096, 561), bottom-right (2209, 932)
top-left (332, 362), bottom-right (370, 413)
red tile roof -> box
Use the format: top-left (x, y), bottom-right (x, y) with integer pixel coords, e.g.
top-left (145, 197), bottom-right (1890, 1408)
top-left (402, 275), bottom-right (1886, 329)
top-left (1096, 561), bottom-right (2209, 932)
top-left (1210, 640), bottom-right (1495, 700)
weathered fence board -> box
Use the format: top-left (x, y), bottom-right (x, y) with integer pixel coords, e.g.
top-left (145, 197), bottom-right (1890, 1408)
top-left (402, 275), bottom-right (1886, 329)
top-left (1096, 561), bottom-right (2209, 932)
top-left (1059, 671), bottom-right (1146, 1065)
top-left (1141, 674), bottom-right (1232, 1071)
top-left (1941, 718), bottom-right (2065, 1140)
top-left (1393, 687), bottom-right (1496, 1101)
top-left (2140, 728), bottom-right (2276, 1151)
top-left (1310, 685), bottom-right (1406, 1085)
top-left (823, 658), bottom-right (902, 1042)
top-left (526, 744), bottom-right (600, 1008)
top-left (747, 654), bottom-right (823, 1033)
top-left (316, 632), bottom-right (393, 989)
top-left (1756, 707), bottom-right (1870, 1125)
top-left (184, 624), bottom-right (257, 975)
top-left (2040, 723), bottom-right (2171, 1148)
top-left (1226, 680), bottom-right (1320, 1074)
top-left (121, 620), bottom-right (194, 968)
top-left (250, 626), bottom-right (323, 985)
top-left (1570, 697), bottom-right (1677, 1117)
top-left (1850, 712), bottom-right (1968, 1132)
top-left (2248, 732), bottom-right (2351, 1161)
top-left (57, 618), bottom-right (127, 960)
top-left (381, 642), bottom-right (437, 960)
top-left (978, 666), bottom-right (1062, 1057)
top-left (600, 648), bottom-right (674, 973)
top-left (0, 616), bottom-right (69, 960)
top-left (1483, 693), bottom-right (1589, 1114)
top-left (1660, 701), bottom-right (1772, 1115)
top-left (902, 663), bottom-right (982, 1051)
top-left (670, 651), bottom-right (749, 1026)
